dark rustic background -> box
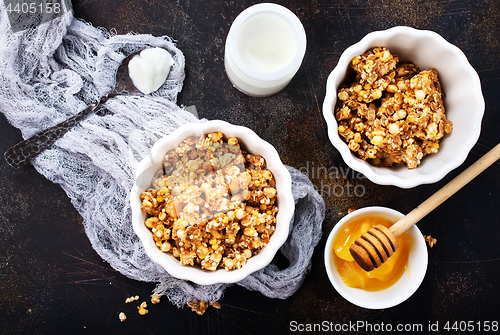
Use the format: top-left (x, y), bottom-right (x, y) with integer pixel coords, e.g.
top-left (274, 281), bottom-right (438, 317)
top-left (1, 0), bottom-right (499, 334)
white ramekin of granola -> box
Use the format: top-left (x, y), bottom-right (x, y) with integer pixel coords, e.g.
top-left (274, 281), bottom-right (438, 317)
top-left (323, 26), bottom-right (484, 188)
top-left (130, 120), bottom-right (294, 285)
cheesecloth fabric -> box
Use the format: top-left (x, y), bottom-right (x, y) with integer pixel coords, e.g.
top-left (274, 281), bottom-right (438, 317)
top-left (0, 4), bottom-right (325, 307)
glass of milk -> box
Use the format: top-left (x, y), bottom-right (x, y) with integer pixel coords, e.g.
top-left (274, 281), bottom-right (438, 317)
top-left (224, 3), bottom-right (307, 97)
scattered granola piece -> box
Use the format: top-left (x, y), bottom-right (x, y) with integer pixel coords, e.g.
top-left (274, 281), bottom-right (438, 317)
top-left (187, 300), bottom-right (206, 315)
top-left (137, 301), bottom-right (148, 315)
top-left (119, 312), bottom-right (127, 322)
top-left (125, 295), bottom-right (139, 303)
top-left (423, 234), bottom-right (437, 248)
top-left (187, 300), bottom-right (221, 315)
top-left (151, 293), bottom-right (161, 305)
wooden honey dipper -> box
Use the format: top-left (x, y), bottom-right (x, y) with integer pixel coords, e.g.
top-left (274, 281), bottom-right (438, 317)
top-left (350, 143), bottom-right (500, 271)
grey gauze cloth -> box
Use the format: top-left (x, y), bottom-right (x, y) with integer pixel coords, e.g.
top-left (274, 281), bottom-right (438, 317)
top-left (0, 3), bottom-right (325, 307)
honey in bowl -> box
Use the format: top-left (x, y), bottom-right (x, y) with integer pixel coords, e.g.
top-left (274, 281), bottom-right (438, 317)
top-left (332, 215), bottom-right (414, 291)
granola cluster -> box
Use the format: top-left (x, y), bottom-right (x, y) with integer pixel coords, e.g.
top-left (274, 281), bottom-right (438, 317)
top-left (187, 300), bottom-right (221, 315)
top-left (335, 47), bottom-right (453, 169)
top-left (140, 132), bottom-right (278, 271)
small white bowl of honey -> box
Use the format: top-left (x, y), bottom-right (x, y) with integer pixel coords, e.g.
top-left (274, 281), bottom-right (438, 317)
top-left (324, 206), bottom-right (428, 309)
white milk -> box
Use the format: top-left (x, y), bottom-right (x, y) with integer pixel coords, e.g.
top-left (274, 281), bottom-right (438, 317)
top-left (224, 3), bottom-right (306, 97)
top-left (236, 14), bottom-right (297, 73)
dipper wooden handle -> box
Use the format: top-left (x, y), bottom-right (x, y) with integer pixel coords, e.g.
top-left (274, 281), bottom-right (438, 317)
top-left (350, 143), bottom-right (500, 271)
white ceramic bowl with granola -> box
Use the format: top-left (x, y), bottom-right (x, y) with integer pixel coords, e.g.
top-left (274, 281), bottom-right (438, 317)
top-left (130, 120), bottom-right (294, 285)
top-left (322, 26), bottom-right (484, 188)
